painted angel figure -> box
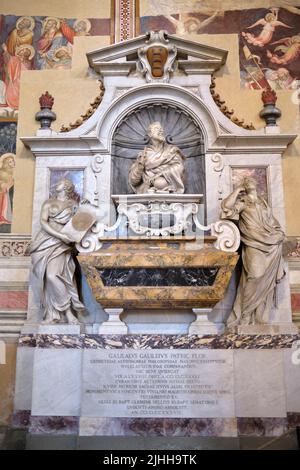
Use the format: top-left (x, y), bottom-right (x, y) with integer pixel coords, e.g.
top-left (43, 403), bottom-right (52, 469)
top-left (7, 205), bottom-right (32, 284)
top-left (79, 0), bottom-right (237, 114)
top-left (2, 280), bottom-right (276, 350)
top-left (267, 34), bottom-right (300, 65)
top-left (242, 8), bottom-right (292, 48)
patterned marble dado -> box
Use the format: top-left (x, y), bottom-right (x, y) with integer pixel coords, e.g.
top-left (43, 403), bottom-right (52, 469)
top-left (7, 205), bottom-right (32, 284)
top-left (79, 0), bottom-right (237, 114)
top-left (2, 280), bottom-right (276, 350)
top-left (12, 411), bottom-right (79, 435)
top-left (11, 413), bottom-right (300, 437)
top-left (36, 334), bottom-right (83, 349)
top-left (79, 417), bottom-right (238, 437)
top-left (18, 333), bottom-right (300, 349)
top-left (237, 418), bottom-right (288, 437)
top-left (29, 416), bottom-right (79, 435)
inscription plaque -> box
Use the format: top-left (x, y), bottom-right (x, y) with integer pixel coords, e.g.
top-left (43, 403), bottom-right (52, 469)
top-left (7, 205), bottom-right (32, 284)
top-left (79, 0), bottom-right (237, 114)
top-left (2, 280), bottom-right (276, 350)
top-left (82, 349), bottom-right (234, 418)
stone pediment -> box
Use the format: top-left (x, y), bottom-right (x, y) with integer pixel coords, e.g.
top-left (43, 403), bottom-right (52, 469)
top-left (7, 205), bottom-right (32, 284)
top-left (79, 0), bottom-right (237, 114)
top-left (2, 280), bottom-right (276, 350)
top-left (87, 30), bottom-right (228, 79)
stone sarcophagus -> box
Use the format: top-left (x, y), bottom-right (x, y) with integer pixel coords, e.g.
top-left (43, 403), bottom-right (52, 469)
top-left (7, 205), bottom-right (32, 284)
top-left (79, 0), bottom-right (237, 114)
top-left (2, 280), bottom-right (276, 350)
top-left (78, 237), bottom-right (238, 310)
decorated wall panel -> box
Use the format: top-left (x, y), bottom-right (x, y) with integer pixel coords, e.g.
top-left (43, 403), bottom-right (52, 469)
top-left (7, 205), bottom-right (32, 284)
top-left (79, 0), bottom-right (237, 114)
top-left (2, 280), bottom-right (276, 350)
top-left (231, 167), bottom-right (269, 202)
top-left (0, 120), bottom-right (16, 233)
top-left (0, 14), bottom-right (110, 117)
top-left (140, 1), bottom-right (300, 91)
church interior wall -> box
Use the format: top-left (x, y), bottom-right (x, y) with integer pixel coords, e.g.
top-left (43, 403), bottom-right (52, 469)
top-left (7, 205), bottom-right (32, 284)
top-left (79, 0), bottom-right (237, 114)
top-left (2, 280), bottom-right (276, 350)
top-left (1, 0), bottom-right (300, 437)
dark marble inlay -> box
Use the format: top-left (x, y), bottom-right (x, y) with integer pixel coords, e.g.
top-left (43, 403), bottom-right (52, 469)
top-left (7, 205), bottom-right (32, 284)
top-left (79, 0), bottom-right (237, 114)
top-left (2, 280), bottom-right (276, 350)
top-left (124, 417), bottom-right (236, 437)
top-left (80, 417), bottom-right (237, 437)
top-left (12, 410), bottom-right (31, 429)
top-left (36, 334), bottom-right (84, 349)
top-left (18, 333), bottom-right (300, 349)
top-left (97, 267), bottom-right (219, 287)
top-left (19, 334), bottom-right (36, 347)
top-left (29, 416), bottom-right (79, 435)
top-left (237, 418), bottom-right (288, 437)
top-left (287, 412), bottom-right (300, 429)
top-left (84, 334), bottom-right (300, 350)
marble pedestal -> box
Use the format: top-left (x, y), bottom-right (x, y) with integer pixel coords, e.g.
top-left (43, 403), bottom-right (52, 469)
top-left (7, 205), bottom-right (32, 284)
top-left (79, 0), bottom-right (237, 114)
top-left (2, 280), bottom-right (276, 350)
top-left (122, 309), bottom-right (196, 334)
top-left (189, 308), bottom-right (225, 335)
top-left (237, 323), bottom-right (299, 336)
top-left (98, 308), bottom-right (128, 334)
top-left (13, 330), bottom-right (300, 439)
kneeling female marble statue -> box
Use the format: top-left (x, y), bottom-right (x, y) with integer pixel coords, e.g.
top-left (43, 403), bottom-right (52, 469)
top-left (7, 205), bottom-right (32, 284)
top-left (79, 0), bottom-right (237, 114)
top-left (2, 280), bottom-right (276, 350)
top-left (129, 122), bottom-right (186, 194)
top-left (221, 177), bottom-right (285, 326)
top-left (30, 179), bottom-right (85, 324)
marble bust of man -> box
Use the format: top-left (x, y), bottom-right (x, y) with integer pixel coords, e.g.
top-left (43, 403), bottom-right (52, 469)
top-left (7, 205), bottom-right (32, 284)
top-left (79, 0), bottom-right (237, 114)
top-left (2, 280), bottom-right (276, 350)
top-left (129, 122), bottom-right (186, 194)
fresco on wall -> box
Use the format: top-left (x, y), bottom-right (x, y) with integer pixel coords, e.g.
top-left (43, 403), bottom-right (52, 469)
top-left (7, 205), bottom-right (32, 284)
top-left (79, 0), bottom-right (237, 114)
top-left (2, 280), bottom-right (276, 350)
top-left (231, 167), bottom-right (268, 202)
top-left (140, 2), bottom-right (300, 91)
top-left (0, 14), bottom-right (110, 116)
top-left (49, 169), bottom-right (84, 202)
top-left (0, 120), bottom-right (17, 233)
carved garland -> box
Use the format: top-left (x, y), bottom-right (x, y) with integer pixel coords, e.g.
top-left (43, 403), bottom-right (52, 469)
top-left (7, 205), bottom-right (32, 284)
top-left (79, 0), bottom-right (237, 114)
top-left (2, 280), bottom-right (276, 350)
top-left (210, 76), bottom-right (255, 131)
top-left (60, 81), bottom-right (105, 132)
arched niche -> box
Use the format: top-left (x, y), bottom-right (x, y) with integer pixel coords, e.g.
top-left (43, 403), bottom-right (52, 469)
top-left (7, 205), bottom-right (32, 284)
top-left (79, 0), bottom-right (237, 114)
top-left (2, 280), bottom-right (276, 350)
top-left (111, 103), bottom-right (206, 197)
top-left (95, 84), bottom-right (220, 150)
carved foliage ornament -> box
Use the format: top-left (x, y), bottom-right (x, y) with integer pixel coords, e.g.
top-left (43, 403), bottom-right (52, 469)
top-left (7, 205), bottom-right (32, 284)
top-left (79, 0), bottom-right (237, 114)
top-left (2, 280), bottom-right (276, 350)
top-left (60, 80), bottom-right (105, 132)
top-left (211, 153), bottom-right (224, 200)
top-left (210, 76), bottom-right (255, 130)
top-left (0, 240), bottom-right (31, 257)
top-left (137, 31), bottom-right (177, 83)
top-left (79, 199), bottom-right (240, 253)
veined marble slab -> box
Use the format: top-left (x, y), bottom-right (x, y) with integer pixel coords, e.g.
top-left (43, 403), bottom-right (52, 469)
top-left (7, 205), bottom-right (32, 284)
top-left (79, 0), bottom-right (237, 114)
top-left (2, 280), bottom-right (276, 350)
top-left (31, 349), bottom-right (82, 416)
top-left (284, 347), bottom-right (300, 413)
top-left (234, 350), bottom-right (286, 418)
top-left (18, 333), bottom-right (300, 349)
top-left (82, 349), bottom-right (235, 418)
top-left (79, 416), bottom-right (237, 437)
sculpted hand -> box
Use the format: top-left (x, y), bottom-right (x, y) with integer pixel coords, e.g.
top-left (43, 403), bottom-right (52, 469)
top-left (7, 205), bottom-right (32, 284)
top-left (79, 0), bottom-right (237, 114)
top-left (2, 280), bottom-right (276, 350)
top-left (137, 154), bottom-right (145, 169)
top-left (59, 233), bottom-right (73, 244)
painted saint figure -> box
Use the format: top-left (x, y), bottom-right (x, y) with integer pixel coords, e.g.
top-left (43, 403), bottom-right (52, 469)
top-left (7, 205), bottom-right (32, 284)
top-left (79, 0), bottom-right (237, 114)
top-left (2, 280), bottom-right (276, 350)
top-left (36, 17), bottom-right (66, 69)
top-left (30, 179), bottom-right (85, 324)
top-left (0, 153), bottom-right (15, 225)
top-left (129, 122), bottom-right (186, 194)
top-left (60, 18), bottom-right (91, 45)
top-left (1, 43), bottom-right (34, 109)
top-left (44, 46), bottom-right (72, 70)
top-left (6, 16), bottom-right (35, 56)
top-left (242, 8), bottom-right (292, 48)
top-left (221, 177), bottom-right (285, 327)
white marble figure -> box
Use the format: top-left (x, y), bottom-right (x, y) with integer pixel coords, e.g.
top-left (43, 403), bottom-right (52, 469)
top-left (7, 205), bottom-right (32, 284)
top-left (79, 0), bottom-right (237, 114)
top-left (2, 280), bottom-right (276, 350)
top-left (30, 179), bottom-right (85, 324)
top-left (129, 122), bottom-right (186, 194)
top-left (221, 176), bottom-right (285, 327)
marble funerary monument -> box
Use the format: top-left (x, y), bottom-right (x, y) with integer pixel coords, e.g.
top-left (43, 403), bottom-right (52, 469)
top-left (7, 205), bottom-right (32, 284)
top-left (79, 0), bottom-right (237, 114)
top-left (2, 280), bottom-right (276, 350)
top-left (14, 31), bottom-right (300, 439)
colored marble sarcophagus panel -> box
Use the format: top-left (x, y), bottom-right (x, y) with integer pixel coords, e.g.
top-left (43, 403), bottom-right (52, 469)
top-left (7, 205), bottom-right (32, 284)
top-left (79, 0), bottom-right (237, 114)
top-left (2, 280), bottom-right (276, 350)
top-left (78, 238), bottom-right (238, 310)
